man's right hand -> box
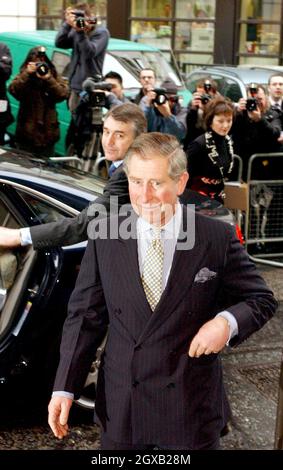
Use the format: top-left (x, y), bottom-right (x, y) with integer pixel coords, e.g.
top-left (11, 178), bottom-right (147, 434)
top-left (0, 227), bottom-right (21, 247)
top-left (48, 396), bottom-right (73, 439)
top-left (191, 92), bottom-right (203, 109)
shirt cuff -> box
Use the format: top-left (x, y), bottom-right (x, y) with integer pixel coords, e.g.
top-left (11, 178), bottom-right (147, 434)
top-left (216, 310), bottom-right (239, 345)
top-left (19, 227), bottom-right (33, 246)
top-left (52, 391), bottom-right (74, 400)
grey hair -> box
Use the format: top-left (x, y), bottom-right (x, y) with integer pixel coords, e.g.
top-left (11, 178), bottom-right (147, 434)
top-left (124, 132), bottom-right (187, 180)
top-left (104, 103), bottom-right (147, 137)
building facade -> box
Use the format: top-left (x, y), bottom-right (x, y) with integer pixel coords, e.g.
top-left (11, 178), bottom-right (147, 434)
top-left (1, 1), bottom-right (283, 73)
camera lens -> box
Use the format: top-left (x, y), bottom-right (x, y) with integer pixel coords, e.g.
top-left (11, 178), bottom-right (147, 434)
top-left (36, 62), bottom-right (49, 76)
top-left (246, 98), bottom-right (257, 112)
top-left (76, 17), bottom-right (85, 28)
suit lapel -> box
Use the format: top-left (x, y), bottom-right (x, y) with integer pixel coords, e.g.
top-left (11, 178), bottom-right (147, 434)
top-left (116, 214), bottom-right (153, 322)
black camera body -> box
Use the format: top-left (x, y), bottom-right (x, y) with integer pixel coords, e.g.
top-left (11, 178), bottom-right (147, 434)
top-left (72, 9), bottom-right (97, 29)
top-left (36, 62), bottom-right (49, 76)
top-left (82, 77), bottom-right (113, 107)
top-left (200, 93), bottom-right (211, 105)
top-left (152, 87), bottom-right (167, 105)
top-left (246, 97), bottom-right (258, 112)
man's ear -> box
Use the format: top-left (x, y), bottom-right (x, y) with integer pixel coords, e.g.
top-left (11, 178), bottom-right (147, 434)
top-left (177, 171), bottom-right (189, 195)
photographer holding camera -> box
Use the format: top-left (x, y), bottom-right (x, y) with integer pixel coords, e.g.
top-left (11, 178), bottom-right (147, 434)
top-left (55, 2), bottom-right (109, 113)
top-left (139, 77), bottom-right (186, 142)
top-left (184, 77), bottom-right (219, 150)
top-left (232, 83), bottom-right (283, 179)
top-left (0, 42), bottom-right (14, 145)
top-left (8, 46), bottom-right (69, 157)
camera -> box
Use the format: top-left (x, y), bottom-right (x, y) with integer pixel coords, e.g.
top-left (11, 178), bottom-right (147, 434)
top-left (152, 88), bottom-right (167, 105)
top-left (36, 62), bottom-right (49, 76)
top-left (200, 93), bottom-right (212, 105)
top-left (246, 98), bottom-right (258, 112)
top-left (246, 83), bottom-right (258, 111)
top-left (72, 9), bottom-right (97, 29)
top-left (204, 80), bottom-right (212, 93)
top-left (82, 77), bottom-right (113, 107)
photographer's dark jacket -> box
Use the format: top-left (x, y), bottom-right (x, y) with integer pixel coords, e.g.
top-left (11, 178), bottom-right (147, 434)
top-left (231, 107), bottom-right (282, 180)
top-left (0, 42), bottom-right (14, 133)
top-left (55, 23), bottom-right (110, 93)
top-left (8, 70), bottom-right (69, 148)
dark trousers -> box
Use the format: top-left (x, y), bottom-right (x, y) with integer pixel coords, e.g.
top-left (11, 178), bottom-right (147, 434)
top-left (100, 432), bottom-right (220, 450)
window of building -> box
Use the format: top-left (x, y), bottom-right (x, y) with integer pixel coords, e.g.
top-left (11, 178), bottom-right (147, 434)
top-left (130, 1), bottom-right (216, 73)
top-left (37, 0), bottom-right (107, 30)
top-left (238, 0), bottom-right (282, 65)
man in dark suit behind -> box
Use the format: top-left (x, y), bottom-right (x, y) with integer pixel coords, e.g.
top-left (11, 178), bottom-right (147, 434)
top-left (0, 103), bottom-right (146, 249)
top-left (48, 133), bottom-right (277, 450)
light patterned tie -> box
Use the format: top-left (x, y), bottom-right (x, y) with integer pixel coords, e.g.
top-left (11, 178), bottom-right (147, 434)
top-left (142, 227), bottom-right (164, 311)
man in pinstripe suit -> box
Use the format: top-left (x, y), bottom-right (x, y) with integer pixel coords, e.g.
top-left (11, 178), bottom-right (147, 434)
top-left (48, 133), bottom-right (277, 450)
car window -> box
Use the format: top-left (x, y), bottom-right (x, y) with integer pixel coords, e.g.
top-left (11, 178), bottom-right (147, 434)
top-left (186, 72), bottom-right (243, 102)
top-left (0, 199), bottom-right (20, 229)
top-left (107, 50), bottom-right (182, 88)
top-left (16, 189), bottom-right (71, 224)
top-left (52, 51), bottom-right (71, 79)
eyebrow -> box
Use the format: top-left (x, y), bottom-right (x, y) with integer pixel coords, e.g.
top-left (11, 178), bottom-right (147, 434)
top-left (103, 127), bottom-right (126, 135)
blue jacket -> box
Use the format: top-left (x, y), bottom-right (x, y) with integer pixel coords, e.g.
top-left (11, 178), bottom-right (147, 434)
top-left (140, 96), bottom-right (187, 142)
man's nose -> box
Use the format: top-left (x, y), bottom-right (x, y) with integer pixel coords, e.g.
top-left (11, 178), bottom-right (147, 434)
top-left (140, 184), bottom-right (153, 202)
top-left (106, 134), bottom-right (115, 145)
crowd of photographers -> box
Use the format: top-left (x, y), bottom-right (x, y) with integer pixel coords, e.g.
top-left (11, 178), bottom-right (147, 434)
top-left (0, 1), bottom-right (283, 194)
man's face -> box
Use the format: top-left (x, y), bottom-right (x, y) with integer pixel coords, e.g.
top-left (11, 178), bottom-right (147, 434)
top-left (128, 154), bottom-right (188, 226)
top-left (268, 76), bottom-right (283, 101)
top-left (140, 70), bottom-right (155, 92)
top-left (102, 116), bottom-right (136, 162)
top-left (105, 78), bottom-right (123, 99)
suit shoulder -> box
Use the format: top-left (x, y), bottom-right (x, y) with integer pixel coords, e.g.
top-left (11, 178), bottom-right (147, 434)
top-left (194, 210), bottom-right (235, 238)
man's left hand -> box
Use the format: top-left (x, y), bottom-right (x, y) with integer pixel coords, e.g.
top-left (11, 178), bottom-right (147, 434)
top-left (188, 316), bottom-right (230, 357)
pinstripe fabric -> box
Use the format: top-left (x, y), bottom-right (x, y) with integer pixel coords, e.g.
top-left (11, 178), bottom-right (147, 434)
top-left (53, 208), bottom-right (277, 448)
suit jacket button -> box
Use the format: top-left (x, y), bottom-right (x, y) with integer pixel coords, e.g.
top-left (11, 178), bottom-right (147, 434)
top-left (132, 380), bottom-right (139, 387)
top-left (167, 382), bottom-right (175, 389)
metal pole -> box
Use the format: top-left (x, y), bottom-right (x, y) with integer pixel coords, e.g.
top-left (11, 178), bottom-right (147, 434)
top-left (274, 352), bottom-right (283, 449)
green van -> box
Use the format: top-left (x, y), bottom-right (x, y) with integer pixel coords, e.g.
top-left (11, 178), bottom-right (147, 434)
top-left (0, 30), bottom-right (191, 155)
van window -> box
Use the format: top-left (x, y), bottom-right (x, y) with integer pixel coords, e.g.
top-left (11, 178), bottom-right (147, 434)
top-left (103, 53), bottom-right (141, 89)
top-left (108, 50), bottom-right (182, 87)
top-left (52, 51), bottom-right (71, 78)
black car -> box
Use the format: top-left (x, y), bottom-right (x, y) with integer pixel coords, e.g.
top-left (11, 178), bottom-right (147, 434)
top-left (0, 148), bottom-right (237, 411)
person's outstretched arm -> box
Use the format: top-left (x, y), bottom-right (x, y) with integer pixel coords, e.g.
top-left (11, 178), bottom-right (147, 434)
top-left (0, 227), bottom-right (21, 247)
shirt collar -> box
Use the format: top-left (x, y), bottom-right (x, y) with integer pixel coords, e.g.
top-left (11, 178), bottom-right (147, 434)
top-left (113, 160), bottom-right (123, 168)
top-left (269, 98), bottom-right (282, 108)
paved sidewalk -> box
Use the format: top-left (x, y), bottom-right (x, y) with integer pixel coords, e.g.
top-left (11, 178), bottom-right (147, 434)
top-left (221, 265), bottom-right (283, 450)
